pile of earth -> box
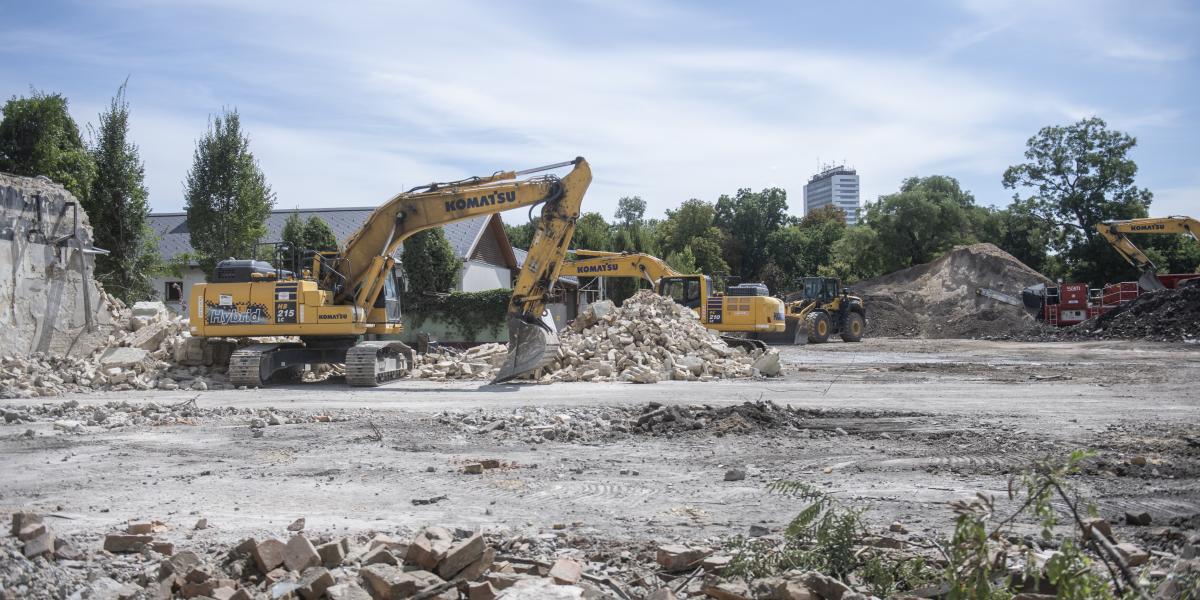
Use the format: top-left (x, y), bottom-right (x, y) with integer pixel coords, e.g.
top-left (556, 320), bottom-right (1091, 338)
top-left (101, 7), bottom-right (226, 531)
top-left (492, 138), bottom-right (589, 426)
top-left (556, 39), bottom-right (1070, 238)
top-left (854, 243), bottom-right (1052, 339)
top-left (1065, 285), bottom-right (1200, 342)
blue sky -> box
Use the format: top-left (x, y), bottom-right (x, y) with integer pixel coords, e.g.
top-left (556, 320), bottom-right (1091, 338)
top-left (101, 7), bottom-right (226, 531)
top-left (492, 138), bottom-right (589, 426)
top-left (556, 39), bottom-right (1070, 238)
top-left (2, 0), bottom-right (1197, 222)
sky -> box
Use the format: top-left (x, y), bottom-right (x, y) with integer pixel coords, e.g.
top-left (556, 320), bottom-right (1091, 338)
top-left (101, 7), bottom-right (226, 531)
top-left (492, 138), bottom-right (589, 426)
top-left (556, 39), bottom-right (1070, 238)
top-left (2, 0), bottom-right (1197, 223)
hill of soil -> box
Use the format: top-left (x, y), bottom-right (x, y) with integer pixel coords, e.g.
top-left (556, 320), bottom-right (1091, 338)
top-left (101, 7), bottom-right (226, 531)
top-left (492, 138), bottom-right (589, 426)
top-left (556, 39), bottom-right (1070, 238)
top-left (855, 243), bottom-right (1052, 339)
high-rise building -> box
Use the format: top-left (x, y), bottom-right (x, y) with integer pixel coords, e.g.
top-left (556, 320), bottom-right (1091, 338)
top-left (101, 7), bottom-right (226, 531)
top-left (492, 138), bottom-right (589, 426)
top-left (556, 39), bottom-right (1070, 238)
top-left (803, 165), bottom-right (860, 225)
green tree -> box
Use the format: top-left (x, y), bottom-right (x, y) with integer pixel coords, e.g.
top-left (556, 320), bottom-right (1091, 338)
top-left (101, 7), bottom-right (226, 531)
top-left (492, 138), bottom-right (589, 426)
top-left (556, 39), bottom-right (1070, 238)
top-left (977, 199), bottom-right (1055, 276)
top-left (504, 218), bottom-right (538, 250)
top-left (86, 82), bottom-right (159, 303)
top-left (713, 187), bottom-right (789, 279)
top-left (0, 90), bottom-right (95, 200)
top-left (183, 109), bottom-right (275, 274)
top-left (614, 195), bottom-right (646, 225)
top-left (656, 199), bottom-right (729, 276)
top-left (665, 246), bottom-right (698, 274)
top-left (303, 215), bottom-right (338, 251)
top-left (823, 226), bottom-right (886, 283)
top-left (763, 215), bottom-right (847, 291)
top-left (401, 228), bottom-right (462, 309)
top-left (865, 175), bottom-right (976, 272)
top-left (571, 212), bottom-right (612, 251)
top-left (281, 210), bottom-right (305, 249)
top-left (1002, 117), bottom-right (1153, 285)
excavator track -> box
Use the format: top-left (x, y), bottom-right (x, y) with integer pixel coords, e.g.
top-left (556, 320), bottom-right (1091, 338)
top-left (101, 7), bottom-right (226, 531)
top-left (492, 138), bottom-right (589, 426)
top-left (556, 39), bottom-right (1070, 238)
top-left (720, 335), bottom-right (768, 353)
top-left (345, 341), bottom-right (414, 387)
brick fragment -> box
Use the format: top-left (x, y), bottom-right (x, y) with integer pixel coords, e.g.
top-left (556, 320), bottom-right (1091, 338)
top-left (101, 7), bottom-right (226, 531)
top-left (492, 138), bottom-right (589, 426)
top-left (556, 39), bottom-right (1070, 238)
top-left (457, 547), bottom-right (496, 582)
top-left (22, 530), bottom-right (55, 559)
top-left (104, 534), bottom-right (153, 553)
top-left (327, 582), bottom-right (373, 600)
top-left (284, 535), bottom-right (321, 572)
top-left (655, 545), bottom-right (711, 572)
top-left (468, 581), bottom-right (497, 600)
top-left (11, 512), bottom-right (42, 537)
top-left (361, 564), bottom-right (445, 599)
top-left (407, 527), bottom-right (454, 570)
top-left (317, 539), bottom-right (346, 567)
top-left (362, 546), bottom-right (398, 566)
top-left (252, 538), bottom-right (286, 573)
top-left (296, 566), bottom-right (335, 600)
top-left (436, 533), bottom-right (484, 579)
top-left (17, 521), bottom-right (47, 541)
top-left (547, 558), bottom-right (582, 585)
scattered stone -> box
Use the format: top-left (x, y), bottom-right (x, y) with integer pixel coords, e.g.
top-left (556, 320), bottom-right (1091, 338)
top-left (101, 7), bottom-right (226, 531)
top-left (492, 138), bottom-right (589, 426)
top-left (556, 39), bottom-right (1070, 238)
top-left (287, 517), bottom-right (306, 532)
top-left (1081, 517), bottom-right (1113, 541)
top-left (327, 582), bottom-right (373, 600)
top-left (194, 518), bottom-right (209, 530)
top-left (362, 546), bottom-right (398, 566)
top-left (437, 533), bottom-right (485, 579)
top-left (657, 545), bottom-right (711, 572)
top-left (253, 538), bottom-right (287, 573)
top-left (361, 564), bottom-right (444, 599)
top-left (798, 571), bottom-right (852, 600)
top-left (317, 540), bottom-right (346, 567)
top-left (1125, 511), bottom-right (1153, 526)
top-left (284, 534), bottom-right (321, 572)
top-left (22, 530), bottom-right (55, 559)
top-left (547, 558), bottom-right (583, 585)
top-left (469, 581), bottom-right (499, 600)
top-left (296, 566), bottom-right (334, 600)
top-left (104, 533), bottom-right (153, 553)
top-left (495, 577), bottom-right (584, 599)
top-left (1114, 542), bottom-right (1150, 567)
top-left (703, 578), bottom-right (752, 600)
top-left (464, 463), bottom-right (485, 475)
top-left (724, 469), bottom-right (746, 482)
top-left (408, 527), bottom-right (454, 570)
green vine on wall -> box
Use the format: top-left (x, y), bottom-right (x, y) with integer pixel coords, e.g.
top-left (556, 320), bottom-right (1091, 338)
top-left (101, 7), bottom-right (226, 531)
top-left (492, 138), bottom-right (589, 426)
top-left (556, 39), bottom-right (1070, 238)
top-left (404, 288), bottom-right (512, 342)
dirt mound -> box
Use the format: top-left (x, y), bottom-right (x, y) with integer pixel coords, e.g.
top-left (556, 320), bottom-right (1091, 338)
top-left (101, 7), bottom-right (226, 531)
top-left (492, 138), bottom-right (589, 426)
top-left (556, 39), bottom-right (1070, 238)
top-left (855, 243), bottom-right (1051, 339)
top-left (1067, 285), bottom-right (1200, 341)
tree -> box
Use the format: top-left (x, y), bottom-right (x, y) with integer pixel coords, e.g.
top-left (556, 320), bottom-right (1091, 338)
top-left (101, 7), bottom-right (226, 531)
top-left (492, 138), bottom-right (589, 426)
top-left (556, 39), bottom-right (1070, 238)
top-left (656, 199), bottom-right (729, 276)
top-left (614, 196), bottom-right (646, 225)
top-left (1002, 117), bottom-right (1153, 285)
top-left (763, 216), bottom-right (847, 291)
top-left (183, 109), bottom-right (275, 274)
top-left (504, 218), bottom-right (538, 250)
top-left (303, 215), bottom-right (338, 251)
top-left (86, 82), bottom-right (159, 303)
top-left (865, 175), bottom-right (977, 272)
top-left (823, 226), bottom-right (886, 283)
top-left (976, 199), bottom-right (1055, 276)
top-left (401, 228), bottom-right (462, 309)
top-left (0, 90), bottom-right (95, 200)
top-left (571, 212), bottom-right (612, 251)
top-left (713, 187), bottom-right (789, 279)
top-left (281, 210), bottom-right (306, 250)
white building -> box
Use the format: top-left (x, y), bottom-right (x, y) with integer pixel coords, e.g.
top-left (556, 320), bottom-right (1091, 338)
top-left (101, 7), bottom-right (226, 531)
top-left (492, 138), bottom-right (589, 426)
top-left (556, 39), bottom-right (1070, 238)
top-left (803, 165), bottom-right (861, 225)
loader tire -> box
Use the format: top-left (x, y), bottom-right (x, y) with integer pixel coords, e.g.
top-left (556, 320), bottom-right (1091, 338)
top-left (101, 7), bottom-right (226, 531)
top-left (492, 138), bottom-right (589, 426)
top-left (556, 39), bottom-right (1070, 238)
top-left (806, 312), bottom-right (831, 343)
top-left (841, 312), bottom-right (864, 342)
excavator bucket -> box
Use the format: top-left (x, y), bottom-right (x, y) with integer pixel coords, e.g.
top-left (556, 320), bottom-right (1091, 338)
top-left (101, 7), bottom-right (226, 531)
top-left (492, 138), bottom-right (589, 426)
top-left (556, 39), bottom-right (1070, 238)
top-left (493, 314), bottom-right (561, 383)
top-left (1138, 268), bottom-right (1167, 292)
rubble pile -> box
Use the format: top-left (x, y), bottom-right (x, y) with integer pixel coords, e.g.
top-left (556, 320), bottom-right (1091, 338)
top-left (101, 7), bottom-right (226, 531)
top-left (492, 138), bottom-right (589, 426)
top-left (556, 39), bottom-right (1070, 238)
top-left (1068, 285), bottom-right (1200, 342)
top-left (410, 343), bottom-right (509, 380)
top-left (855, 243), bottom-right (1053, 339)
top-left (0, 302), bottom-right (241, 399)
top-left (549, 291), bottom-right (777, 383)
top-left (0, 400), bottom-right (346, 432)
top-left (448, 401), bottom-right (813, 443)
top-left (410, 291), bottom-right (781, 383)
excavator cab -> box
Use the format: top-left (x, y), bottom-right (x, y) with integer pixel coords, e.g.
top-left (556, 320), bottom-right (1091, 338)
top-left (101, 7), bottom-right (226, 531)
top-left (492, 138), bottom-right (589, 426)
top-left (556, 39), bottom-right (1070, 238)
top-left (658, 275), bottom-right (709, 309)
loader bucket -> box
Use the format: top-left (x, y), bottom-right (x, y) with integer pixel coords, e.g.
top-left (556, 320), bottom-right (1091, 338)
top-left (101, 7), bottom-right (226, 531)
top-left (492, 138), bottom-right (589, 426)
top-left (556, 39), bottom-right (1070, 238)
top-left (492, 315), bottom-right (561, 383)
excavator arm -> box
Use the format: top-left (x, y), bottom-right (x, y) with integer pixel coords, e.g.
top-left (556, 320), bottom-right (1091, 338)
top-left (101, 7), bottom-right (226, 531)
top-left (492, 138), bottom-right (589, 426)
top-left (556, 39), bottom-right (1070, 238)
top-left (338, 157), bottom-right (592, 381)
top-left (561, 251), bottom-right (681, 287)
top-left (1095, 216), bottom-right (1200, 291)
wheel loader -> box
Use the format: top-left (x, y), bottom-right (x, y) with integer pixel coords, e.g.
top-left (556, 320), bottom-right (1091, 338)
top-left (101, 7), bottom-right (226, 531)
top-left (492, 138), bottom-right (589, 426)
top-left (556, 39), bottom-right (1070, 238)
top-left (188, 158), bottom-right (592, 387)
top-left (771, 277), bottom-right (866, 344)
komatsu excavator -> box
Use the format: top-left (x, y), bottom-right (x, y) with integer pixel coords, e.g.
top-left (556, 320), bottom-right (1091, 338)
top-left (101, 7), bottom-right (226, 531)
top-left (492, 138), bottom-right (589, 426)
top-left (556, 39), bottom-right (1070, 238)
top-left (1096, 216), bottom-right (1200, 291)
top-left (560, 250), bottom-right (784, 350)
top-left (188, 158), bottom-right (592, 387)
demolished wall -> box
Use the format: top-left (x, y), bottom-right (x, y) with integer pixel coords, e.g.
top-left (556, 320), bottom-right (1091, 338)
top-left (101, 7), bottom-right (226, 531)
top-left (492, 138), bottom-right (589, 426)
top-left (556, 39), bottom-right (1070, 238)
top-left (0, 173), bottom-right (120, 358)
top-left (855, 243), bottom-right (1052, 339)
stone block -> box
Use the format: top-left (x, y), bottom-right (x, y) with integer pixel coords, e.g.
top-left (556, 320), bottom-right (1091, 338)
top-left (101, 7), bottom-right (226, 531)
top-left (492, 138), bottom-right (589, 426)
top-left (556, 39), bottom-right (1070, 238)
top-left (327, 582), bottom-right (373, 600)
top-left (22, 530), bottom-right (55, 558)
top-left (11, 512), bottom-right (42, 537)
top-left (408, 527), bottom-right (454, 570)
top-left (296, 567), bottom-right (334, 600)
top-left (457, 547), bottom-right (496, 582)
top-left (104, 533), bottom-right (153, 553)
top-left (547, 558), bottom-right (582, 585)
top-left (362, 546), bottom-right (398, 566)
top-left (317, 540), bottom-right (346, 567)
top-left (469, 581), bottom-right (498, 600)
top-left (436, 533), bottom-right (484, 579)
top-left (284, 534), bottom-right (321, 572)
top-left (252, 538), bottom-right (287, 573)
top-left (656, 545), bottom-right (711, 572)
top-left (361, 564), bottom-right (444, 599)
top-left (99, 347), bottom-right (151, 368)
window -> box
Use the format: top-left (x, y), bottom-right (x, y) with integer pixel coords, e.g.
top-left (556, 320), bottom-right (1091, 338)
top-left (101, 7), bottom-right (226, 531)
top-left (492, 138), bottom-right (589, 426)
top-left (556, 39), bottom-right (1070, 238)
top-left (164, 281), bottom-right (183, 302)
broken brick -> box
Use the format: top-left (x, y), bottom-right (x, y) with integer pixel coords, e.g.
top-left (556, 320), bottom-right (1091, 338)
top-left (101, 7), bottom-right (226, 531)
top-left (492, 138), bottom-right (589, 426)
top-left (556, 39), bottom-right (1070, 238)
top-left (22, 530), bottom-right (55, 559)
top-left (104, 534), bottom-right (153, 553)
top-left (252, 538), bottom-right (287, 573)
top-left (547, 558), bottom-right (583, 585)
top-left (457, 547), bottom-right (496, 582)
top-left (656, 545), bottom-right (711, 572)
top-left (435, 533), bottom-right (484, 579)
top-left (362, 546), bottom-right (398, 566)
top-left (408, 527), bottom-right (454, 570)
top-left (361, 564), bottom-right (445, 599)
top-left (284, 535), bottom-right (321, 572)
top-left (296, 566), bottom-right (335, 600)
top-left (17, 521), bottom-right (47, 541)
top-left (468, 581), bottom-right (497, 600)
top-left (10, 512), bottom-right (42, 538)
top-left (327, 582), bottom-right (373, 600)
top-left (317, 540), bottom-right (346, 567)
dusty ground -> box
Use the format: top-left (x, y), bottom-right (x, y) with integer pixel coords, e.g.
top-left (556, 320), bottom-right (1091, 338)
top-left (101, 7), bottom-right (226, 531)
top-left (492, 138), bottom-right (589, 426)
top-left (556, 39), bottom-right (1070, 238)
top-left (2, 338), bottom-right (1198, 555)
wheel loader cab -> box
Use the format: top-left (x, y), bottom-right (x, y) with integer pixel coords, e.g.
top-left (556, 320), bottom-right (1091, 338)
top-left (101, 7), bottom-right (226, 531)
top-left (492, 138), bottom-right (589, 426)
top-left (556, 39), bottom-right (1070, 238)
top-left (801, 277), bottom-right (840, 303)
top-left (657, 275), bottom-right (709, 309)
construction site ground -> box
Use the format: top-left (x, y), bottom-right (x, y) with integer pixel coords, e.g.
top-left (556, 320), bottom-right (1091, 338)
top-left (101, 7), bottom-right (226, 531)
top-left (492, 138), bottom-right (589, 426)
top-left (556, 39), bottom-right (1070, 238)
top-left (3, 337), bottom-right (1198, 555)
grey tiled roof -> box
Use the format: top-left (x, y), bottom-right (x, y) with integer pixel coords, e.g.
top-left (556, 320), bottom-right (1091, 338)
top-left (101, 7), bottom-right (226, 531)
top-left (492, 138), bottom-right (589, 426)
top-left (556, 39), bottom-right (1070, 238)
top-left (150, 208), bottom-right (491, 264)
top-left (513, 247), bottom-right (578, 286)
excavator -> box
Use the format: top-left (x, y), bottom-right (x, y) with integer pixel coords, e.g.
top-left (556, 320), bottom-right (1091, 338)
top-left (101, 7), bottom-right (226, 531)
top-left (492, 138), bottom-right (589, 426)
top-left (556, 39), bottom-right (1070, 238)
top-left (560, 250), bottom-right (784, 350)
top-left (187, 158), bottom-right (592, 387)
top-left (1096, 216), bottom-right (1200, 291)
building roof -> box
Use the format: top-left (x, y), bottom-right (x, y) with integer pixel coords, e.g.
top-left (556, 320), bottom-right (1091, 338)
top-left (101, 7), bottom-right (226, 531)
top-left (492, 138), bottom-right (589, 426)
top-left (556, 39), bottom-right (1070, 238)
top-left (512, 247), bottom-right (578, 286)
top-left (149, 208), bottom-right (494, 263)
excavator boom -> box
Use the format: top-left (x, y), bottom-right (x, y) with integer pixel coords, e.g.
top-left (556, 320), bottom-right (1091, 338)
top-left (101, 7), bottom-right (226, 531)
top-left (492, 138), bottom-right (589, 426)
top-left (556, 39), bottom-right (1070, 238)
top-left (1095, 216), bottom-right (1199, 291)
top-left (560, 251), bottom-right (680, 286)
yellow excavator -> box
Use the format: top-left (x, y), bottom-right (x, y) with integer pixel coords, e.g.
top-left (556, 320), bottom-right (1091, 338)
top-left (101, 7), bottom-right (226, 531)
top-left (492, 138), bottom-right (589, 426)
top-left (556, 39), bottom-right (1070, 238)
top-left (188, 158), bottom-right (592, 387)
top-left (560, 250), bottom-right (785, 350)
top-left (1096, 216), bottom-right (1200, 290)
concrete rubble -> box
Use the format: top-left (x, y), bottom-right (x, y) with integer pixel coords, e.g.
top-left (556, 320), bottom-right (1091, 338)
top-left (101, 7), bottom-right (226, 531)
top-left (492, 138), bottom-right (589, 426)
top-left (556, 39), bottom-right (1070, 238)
top-left (412, 291), bottom-right (781, 383)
